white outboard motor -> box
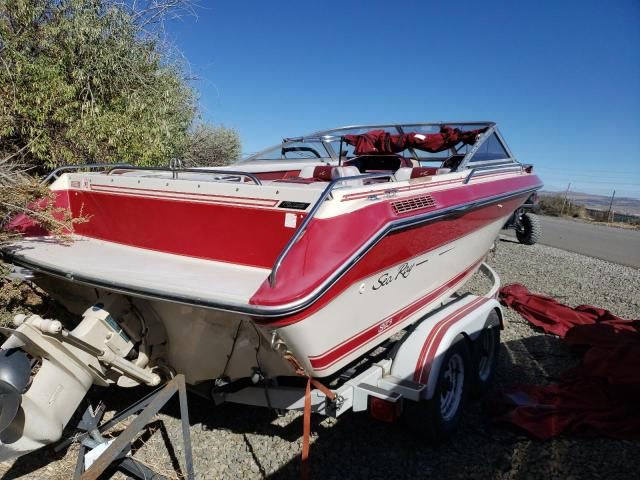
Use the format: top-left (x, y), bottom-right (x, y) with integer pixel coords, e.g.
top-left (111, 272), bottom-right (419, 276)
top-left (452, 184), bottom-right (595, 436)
top-left (0, 304), bottom-right (162, 461)
top-left (0, 349), bottom-right (31, 435)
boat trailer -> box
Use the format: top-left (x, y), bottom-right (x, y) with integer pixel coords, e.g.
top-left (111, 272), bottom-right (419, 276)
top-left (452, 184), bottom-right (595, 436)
top-left (0, 263), bottom-right (503, 476)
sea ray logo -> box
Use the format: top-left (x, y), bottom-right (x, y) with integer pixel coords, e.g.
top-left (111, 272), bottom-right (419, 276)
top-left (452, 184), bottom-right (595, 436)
top-left (372, 262), bottom-right (415, 291)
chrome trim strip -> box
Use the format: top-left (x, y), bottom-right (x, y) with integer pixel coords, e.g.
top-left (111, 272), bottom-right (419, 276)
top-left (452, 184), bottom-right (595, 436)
top-left (464, 165), bottom-right (523, 184)
top-left (4, 182), bottom-right (542, 318)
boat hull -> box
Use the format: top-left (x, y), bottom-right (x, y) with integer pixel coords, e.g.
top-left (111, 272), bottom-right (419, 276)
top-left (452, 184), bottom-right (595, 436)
top-left (22, 190), bottom-right (526, 381)
top-left (269, 209), bottom-right (511, 377)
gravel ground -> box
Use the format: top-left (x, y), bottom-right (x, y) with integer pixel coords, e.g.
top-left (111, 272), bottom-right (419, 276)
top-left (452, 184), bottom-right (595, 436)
top-left (1, 238), bottom-right (639, 479)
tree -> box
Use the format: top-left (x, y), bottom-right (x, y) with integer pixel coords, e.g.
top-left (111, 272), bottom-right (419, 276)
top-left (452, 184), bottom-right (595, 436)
top-left (183, 124), bottom-right (241, 167)
top-left (0, 0), bottom-right (197, 170)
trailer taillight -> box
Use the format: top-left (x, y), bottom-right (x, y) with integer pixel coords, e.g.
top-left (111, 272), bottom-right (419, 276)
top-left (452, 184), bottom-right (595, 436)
top-left (369, 397), bottom-right (402, 423)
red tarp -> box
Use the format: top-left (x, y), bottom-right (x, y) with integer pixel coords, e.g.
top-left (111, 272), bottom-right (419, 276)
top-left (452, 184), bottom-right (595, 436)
top-left (343, 126), bottom-right (487, 156)
top-left (496, 283), bottom-right (640, 440)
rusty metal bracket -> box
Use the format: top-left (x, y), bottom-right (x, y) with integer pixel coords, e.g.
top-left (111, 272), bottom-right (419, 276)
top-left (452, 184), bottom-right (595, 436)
top-left (59, 374), bottom-right (194, 480)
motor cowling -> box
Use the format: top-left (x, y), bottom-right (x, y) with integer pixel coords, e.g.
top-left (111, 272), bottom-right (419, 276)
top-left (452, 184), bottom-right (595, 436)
top-left (0, 349), bottom-right (30, 434)
top-left (0, 304), bottom-right (162, 461)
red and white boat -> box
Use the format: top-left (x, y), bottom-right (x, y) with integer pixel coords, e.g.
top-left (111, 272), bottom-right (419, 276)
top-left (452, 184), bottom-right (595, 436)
top-left (1, 122), bottom-right (542, 459)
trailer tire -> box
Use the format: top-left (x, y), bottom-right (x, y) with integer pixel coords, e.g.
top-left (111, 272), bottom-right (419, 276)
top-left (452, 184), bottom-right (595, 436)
top-left (403, 336), bottom-right (470, 442)
top-left (515, 212), bottom-right (541, 245)
top-left (470, 319), bottom-right (501, 398)
top-left (428, 336), bottom-right (470, 440)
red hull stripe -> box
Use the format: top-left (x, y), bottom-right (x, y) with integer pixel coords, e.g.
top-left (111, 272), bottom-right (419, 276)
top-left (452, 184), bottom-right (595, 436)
top-left (307, 258), bottom-right (484, 371)
top-left (413, 297), bottom-right (489, 383)
top-left (412, 297), bottom-right (485, 382)
top-left (89, 184), bottom-right (279, 207)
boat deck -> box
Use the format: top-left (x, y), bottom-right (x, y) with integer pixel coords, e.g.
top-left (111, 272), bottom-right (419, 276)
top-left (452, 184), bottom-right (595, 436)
top-left (5, 236), bottom-right (269, 308)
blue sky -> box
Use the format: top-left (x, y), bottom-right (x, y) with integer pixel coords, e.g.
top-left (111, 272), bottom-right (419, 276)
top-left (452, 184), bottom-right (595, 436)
top-left (167, 0), bottom-right (640, 198)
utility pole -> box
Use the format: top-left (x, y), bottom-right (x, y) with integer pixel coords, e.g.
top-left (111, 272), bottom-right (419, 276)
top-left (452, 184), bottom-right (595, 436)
top-left (560, 182), bottom-right (571, 216)
top-left (606, 190), bottom-right (616, 223)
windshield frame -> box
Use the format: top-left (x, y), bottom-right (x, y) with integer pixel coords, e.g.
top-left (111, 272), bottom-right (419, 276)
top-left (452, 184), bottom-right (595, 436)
top-left (238, 121), bottom-right (515, 170)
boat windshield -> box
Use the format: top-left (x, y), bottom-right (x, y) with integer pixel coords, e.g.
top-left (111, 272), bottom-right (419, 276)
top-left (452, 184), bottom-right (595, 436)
top-left (244, 140), bottom-right (333, 161)
top-left (241, 122), bottom-right (494, 164)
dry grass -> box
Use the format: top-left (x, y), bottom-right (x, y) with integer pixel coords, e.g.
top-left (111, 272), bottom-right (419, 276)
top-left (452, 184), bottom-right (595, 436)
top-left (538, 194), bottom-right (587, 218)
top-left (539, 194), bottom-right (640, 229)
top-left (0, 263), bottom-right (49, 327)
top-left (0, 156), bottom-right (90, 328)
top-left (0, 156), bottom-right (88, 245)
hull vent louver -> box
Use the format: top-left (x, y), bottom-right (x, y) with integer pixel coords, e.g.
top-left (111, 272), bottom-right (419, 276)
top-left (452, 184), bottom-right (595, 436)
top-left (392, 194), bottom-right (437, 215)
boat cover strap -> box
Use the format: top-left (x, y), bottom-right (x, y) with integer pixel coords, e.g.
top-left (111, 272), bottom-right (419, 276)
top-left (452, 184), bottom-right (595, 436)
top-left (343, 126), bottom-right (488, 155)
top-left (283, 353), bottom-right (335, 480)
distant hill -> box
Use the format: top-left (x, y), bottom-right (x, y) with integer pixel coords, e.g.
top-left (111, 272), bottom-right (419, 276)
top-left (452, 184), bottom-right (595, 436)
top-left (540, 190), bottom-right (640, 216)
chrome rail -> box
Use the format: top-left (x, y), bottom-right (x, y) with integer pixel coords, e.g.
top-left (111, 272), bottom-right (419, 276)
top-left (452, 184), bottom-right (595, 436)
top-left (42, 163), bottom-right (132, 184)
top-left (463, 164), bottom-right (524, 184)
top-left (106, 166), bottom-right (263, 186)
top-left (479, 262), bottom-right (501, 300)
top-left (268, 172), bottom-right (395, 287)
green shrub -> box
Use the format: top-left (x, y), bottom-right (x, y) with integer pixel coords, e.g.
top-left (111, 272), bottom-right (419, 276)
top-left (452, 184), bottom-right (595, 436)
top-left (0, 0), bottom-right (196, 170)
top-left (183, 124), bottom-right (241, 167)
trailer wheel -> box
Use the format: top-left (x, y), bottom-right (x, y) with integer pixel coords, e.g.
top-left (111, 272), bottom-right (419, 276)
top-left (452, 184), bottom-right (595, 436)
top-left (420, 336), bottom-right (471, 440)
top-left (515, 212), bottom-right (541, 245)
top-left (470, 318), bottom-right (501, 397)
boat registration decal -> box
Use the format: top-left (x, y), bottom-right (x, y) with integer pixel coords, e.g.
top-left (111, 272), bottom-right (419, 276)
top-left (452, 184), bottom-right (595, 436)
top-left (284, 213), bottom-right (298, 229)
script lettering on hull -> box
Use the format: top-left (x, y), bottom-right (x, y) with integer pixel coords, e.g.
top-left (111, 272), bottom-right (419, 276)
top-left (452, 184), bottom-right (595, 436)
top-left (372, 262), bottom-right (415, 291)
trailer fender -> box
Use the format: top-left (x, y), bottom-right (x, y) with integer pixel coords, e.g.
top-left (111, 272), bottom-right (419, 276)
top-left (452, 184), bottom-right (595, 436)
top-left (389, 295), bottom-right (502, 400)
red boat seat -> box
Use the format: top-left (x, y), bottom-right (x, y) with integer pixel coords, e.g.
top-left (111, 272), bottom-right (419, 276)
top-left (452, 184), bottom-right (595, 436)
top-left (297, 165), bottom-right (361, 181)
top-left (411, 167), bottom-right (439, 178)
top-left (272, 177), bottom-right (318, 184)
top-left (312, 166), bottom-right (333, 181)
top-left (394, 167), bottom-right (452, 182)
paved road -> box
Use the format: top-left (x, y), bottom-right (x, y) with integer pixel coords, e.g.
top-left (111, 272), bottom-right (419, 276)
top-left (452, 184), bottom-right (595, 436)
top-left (502, 215), bottom-right (640, 268)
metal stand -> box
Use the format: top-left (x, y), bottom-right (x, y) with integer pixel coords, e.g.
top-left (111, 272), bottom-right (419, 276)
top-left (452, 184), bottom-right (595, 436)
top-left (56, 375), bottom-right (194, 480)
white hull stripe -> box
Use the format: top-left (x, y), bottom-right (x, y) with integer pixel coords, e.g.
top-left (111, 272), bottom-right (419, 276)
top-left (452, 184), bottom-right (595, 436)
top-left (341, 171), bottom-right (522, 201)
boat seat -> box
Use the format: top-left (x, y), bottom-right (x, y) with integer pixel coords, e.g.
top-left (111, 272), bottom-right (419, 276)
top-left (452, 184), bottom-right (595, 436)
top-left (395, 167), bottom-right (451, 182)
top-left (411, 167), bottom-right (451, 178)
top-left (272, 177), bottom-right (318, 184)
top-left (298, 165), bottom-right (361, 181)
